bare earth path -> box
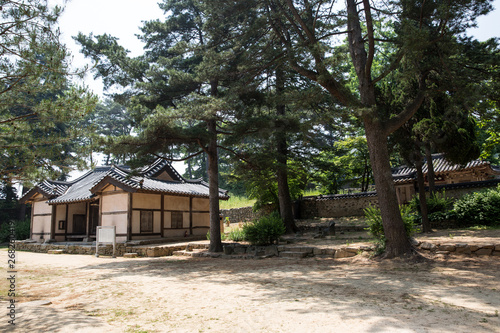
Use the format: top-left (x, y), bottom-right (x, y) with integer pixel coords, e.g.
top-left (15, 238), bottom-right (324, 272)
top-left (1, 247), bottom-right (500, 333)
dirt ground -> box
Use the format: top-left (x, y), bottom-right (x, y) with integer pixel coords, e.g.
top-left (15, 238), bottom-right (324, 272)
top-left (1, 229), bottom-right (500, 333)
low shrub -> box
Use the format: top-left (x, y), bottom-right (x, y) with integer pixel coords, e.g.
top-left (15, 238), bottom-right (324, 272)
top-left (453, 186), bottom-right (500, 227)
top-left (0, 218), bottom-right (30, 243)
top-left (409, 191), bottom-right (454, 218)
top-left (226, 228), bottom-right (246, 242)
top-left (364, 205), bottom-right (417, 252)
top-left (242, 211), bottom-right (285, 246)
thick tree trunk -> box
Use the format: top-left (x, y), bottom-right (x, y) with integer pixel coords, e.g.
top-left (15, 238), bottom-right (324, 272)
top-left (276, 138), bottom-right (297, 233)
top-left (207, 118), bottom-right (223, 252)
top-left (424, 144), bottom-right (436, 194)
top-left (207, 79), bottom-right (222, 252)
top-left (364, 121), bottom-right (414, 258)
top-left (415, 153), bottom-right (431, 233)
top-left (275, 66), bottom-right (298, 234)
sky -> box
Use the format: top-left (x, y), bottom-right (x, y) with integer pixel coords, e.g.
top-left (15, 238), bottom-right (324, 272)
top-left (54, 0), bottom-right (500, 97)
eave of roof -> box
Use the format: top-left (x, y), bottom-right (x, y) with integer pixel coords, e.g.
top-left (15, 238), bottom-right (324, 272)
top-left (391, 154), bottom-right (497, 181)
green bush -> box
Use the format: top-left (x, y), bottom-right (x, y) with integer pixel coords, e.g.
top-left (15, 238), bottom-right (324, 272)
top-left (242, 211), bottom-right (285, 245)
top-left (226, 228), bottom-right (246, 242)
top-left (409, 191), bottom-right (454, 215)
top-left (364, 205), bottom-right (417, 250)
top-left (453, 186), bottom-right (500, 227)
top-left (0, 218), bottom-right (31, 243)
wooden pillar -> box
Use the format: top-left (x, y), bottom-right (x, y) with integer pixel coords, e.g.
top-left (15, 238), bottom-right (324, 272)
top-left (161, 194), bottom-right (165, 238)
top-left (30, 202), bottom-right (34, 240)
top-left (50, 205), bottom-right (56, 240)
top-left (64, 204), bottom-right (69, 241)
top-left (127, 193), bottom-right (132, 241)
top-left (189, 196), bottom-right (193, 235)
top-left (85, 202), bottom-right (90, 239)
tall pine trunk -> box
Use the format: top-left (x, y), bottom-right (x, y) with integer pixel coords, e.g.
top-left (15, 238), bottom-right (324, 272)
top-left (207, 80), bottom-right (222, 252)
top-left (348, 0), bottom-right (413, 257)
top-left (275, 66), bottom-right (297, 233)
top-left (207, 118), bottom-right (222, 252)
top-left (415, 152), bottom-right (431, 233)
top-left (424, 144), bottom-right (436, 194)
top-left (364, 120), bottom-right (414, 258)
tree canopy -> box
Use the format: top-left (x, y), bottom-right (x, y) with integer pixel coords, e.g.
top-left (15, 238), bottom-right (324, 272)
top-left (0, 0), bottom-right (97, 182)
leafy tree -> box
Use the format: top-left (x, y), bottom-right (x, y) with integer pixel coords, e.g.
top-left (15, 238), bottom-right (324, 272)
top-left (76, 0), bottom-right (265, 252)
top-left (0, 0), bottom-right (97, 182)
top-left (241, 0), bottom-right (493, 258)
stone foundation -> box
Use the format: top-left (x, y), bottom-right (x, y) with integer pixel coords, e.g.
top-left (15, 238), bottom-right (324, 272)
top-left (15, 239), bottom-right (500, 258)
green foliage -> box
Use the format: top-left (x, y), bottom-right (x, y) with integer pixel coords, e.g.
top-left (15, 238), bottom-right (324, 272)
top-left (0, 219), bottom-right (30, 243)
top-left (219, 195), bottom-right (256, 210)
top-left (242, 212), bottom-right (285, 246)
top-left (364, 205), bottom-right (417, 250)
top-left (409, 191), bottom-right (455, 222)
top-left (453, 186), bottom-right (500, 227)
top-left (0, 0), bottom-right (97, 181)
top-left (226, 229), bottom-right (246, 242)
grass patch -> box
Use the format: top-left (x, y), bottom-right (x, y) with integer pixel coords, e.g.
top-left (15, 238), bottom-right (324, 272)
top-left (220, 195), bottom-right (256, 209)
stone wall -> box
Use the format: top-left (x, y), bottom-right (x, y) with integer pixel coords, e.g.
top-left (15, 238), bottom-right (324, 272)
top-left (298, 192), bottom-right (379, 218)
top-left (220, 205), bottom-right (274, 224)
top-left (219, 180), bottom-right (497, 222)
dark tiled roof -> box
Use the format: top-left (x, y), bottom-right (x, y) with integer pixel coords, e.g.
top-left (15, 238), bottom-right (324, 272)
top-left (47, 167), bottom-right (112, 204)
top-left (315, 191), bottom-right (378, 201)
top-left (24, 159), bottom-right (229, 205)
top-left (392, 153), bottom-right (496, 182)
top-left (428, 179), bottom-right (500, 192)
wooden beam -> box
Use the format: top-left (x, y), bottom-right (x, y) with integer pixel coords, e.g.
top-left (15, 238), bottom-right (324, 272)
top-left (64, 204), bottom-right (69, 241)
top-left (161, 194), bottom-right (165, 237)
top-left (127, 193), bottom-right (132, 241)
top-left (189, 196), bottom-right (193, 235)
top-left (50, 205), bottom-right (56, 240)
top-left (85, 202), bottom-right (90, 239)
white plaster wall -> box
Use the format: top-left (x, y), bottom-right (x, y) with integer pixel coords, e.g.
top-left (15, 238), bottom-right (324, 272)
top-left (33, 200), bottom-right (51, 215)
top-left (154, 211), bottom-right (161, 233)
top-left (192, 227), bottom-right (209, 236)
top-left (132, 211), bottom-right (140, 234)
top-left (192, 213), bottom-right (210, 227)
top-left (164, 195), bottom-right (189, 210)
top-left (55, 205), bottom-right (67, 232)
top-left (164, 212), bottom-right (171, 229)
top-left (32, 216), bottom-right (51, 234)
top-left (102, 193), bottom-right (128, 213)
top-left (192, 198), bottom-right (209, 211)
top-left (133, 193), bottom-right (161, 210)
top-left (163, 229), bottom-right (189, 237)
top-left (183, 212), bottom-right (190, 228)
top-left (101, 213), bottom-right (128, 235)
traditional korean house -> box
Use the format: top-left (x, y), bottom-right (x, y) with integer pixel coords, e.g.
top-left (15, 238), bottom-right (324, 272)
top-left (21, 159), bottom-right (228, 243)
top-left (392, 154), bottom-right (500, 204)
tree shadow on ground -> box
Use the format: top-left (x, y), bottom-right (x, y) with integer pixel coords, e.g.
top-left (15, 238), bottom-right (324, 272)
top-left (72, 253), bottom-right (500, 332)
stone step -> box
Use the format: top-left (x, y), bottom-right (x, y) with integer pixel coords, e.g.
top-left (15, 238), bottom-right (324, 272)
top-left (123, 253), bottom-right (138, 258)
top-left (47, 249), bottom-right (64, 254)
top-left (173, 249), bottom-right (206, 257)
top-left (278, 246), bottom-right (314, 254)
top-left (280, 251), bottom-right (308, 258)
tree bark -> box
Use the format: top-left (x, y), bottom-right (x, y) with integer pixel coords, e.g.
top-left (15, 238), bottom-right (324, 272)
top-left (207, 118), bottom-right (223, 252)
top-left (424, 144), bottom-right (436, 194)
top-left (275, 66), bottom-right (298, 233)
top-left (415, 152), bottom-right (431, 233)
top-left (347, 0), bottom-right (414, 257)
top-left (364, 120), bottom-right (414, 258)
top-left (207, 79), bottom-right (222, 252)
